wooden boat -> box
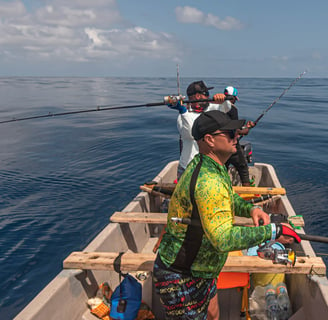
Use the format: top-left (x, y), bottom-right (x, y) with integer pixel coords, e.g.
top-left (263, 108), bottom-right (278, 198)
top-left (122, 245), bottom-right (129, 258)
top-left (15, 161), bottom-right (328, 320)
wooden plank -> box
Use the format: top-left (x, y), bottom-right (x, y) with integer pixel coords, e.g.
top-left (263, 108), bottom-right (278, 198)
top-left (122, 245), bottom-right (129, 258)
top-left (110, 211), bottom-right (167, 224)
top-left (233, 186), bottom-right (286, 195)
top-left (63, 251), bottom-right (326, 275)
top-left (110, 211), bottom-right (304, 227)
top-left (63, 252), bottom-right (155, 271)
top-left (140, 185), bottom-right (286, 196)
top-left (223, 256), bottom-right (326, 275)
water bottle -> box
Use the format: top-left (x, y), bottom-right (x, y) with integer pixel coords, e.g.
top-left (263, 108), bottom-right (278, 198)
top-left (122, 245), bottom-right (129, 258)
top-left (276, 282), bottom-right (292, 320)
top-left (265, 284), bottom-right (280, 320)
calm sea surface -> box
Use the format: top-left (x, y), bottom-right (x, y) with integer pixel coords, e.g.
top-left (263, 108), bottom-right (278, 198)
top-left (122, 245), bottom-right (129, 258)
top-left (0, 77), bottom-right (327, 319)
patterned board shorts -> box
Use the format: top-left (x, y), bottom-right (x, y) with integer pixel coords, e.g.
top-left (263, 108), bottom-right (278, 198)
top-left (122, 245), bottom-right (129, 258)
top-left (153, 258), bottom-right (217, 320)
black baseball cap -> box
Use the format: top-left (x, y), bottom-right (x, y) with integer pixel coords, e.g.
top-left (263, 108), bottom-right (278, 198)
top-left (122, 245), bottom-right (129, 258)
top-left (186, 81), bottom-right (214, 96)
top-left (192, 110), bottom-right (245, 140)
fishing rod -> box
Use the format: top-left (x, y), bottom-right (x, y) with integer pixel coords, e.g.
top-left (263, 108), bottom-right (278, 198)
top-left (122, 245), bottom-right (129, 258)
top-left (258, 217), bottom-right (328, 244)
top-left (237, 70), bottom-right (307, 141)
top-left (1, 71), bottom-right (305, 126)
top-left (253, 70), bottom-right (307, 126)
top-left (176, 215), bottom-right (328, 244)
top-left (176, 64), bottom-right (181, 96)
top-left (263, 216), bottom-right (328, 244)
top-left (298, 234), bottom-right (328, 244)
top-left (0, 101), bottom-right (165, 125)
top-left (0, 96), bottom-right (211, 125)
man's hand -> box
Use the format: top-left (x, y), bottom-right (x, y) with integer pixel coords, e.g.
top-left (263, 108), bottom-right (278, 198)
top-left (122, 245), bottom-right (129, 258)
top-left (239, 121), bottom-right (255, 136)
top-left (275, 223), bottom-right (301, 244)
top-left (246, 120), bottom-right (256, 128)
top-left (167, 101), bottom-right (187, 114)
top-left (212, 93), bottom-right (226, 104)
top-left (251, 207), bottom-right (270, 226)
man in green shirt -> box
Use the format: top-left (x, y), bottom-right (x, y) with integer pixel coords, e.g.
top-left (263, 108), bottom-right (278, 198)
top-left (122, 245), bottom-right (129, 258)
top-left (153, 110), bottom-right (301, 320)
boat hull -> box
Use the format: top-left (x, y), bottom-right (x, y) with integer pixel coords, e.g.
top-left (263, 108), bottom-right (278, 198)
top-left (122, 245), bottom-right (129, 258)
top-left (15, 161), bottom-right (328, 320)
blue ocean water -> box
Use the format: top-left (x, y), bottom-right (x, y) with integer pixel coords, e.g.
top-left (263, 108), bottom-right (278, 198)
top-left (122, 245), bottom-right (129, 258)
top-left (0, 77), bottom-right (327, 319)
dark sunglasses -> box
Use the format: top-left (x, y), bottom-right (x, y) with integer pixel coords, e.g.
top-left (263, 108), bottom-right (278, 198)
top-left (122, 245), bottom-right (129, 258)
top-left (210, 129), bottom-right (237, 139)
top-left (196, 91), bottom-right (209, 97)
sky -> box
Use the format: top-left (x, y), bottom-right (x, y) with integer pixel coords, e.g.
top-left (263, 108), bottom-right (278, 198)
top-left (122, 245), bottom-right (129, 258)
top-left (0, 0), bottom-right (327, 78)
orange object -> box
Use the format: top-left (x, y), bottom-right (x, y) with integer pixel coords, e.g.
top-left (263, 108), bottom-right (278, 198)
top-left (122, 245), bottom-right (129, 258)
top-left (217, 271), bottom-right (249, 289)
top-left (91, 301), bottom-right (110, 319)
top-left (238, 193), bottom-right (260, 200)
top-left (217, 251), bottom-right (251, 320)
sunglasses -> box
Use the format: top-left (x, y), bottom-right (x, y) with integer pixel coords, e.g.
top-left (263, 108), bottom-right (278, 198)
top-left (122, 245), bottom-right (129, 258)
top-left (196, 91), bottom-right (209, 97)
top-left (210, 129), bottom-right (237, 139)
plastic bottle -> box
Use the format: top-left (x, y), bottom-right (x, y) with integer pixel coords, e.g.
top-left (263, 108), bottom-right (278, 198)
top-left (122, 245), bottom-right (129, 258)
top-left (265, 284), bottom-right (280, 320)
top-left (276, 282), bottom-right (292, 320)
top-left (249, 285), bottom-right (267, 319)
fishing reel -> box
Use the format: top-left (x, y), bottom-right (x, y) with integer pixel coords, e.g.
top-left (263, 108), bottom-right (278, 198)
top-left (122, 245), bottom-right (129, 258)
top-left (257, 241), bottom-right (296, 266)
top-left (163, 95), bottom-right (186, 106)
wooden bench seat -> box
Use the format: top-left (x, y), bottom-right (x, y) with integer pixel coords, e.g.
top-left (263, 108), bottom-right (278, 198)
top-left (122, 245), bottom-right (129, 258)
top-left (140, 185), bottom-right (287, 197)
top-left (110, 211), bottom-right (304, 227)
top-left (63, 251), bottom-right (325, 275)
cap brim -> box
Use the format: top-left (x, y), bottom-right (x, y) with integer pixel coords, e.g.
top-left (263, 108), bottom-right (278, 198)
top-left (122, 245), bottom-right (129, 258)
top-left (207, 86), bottom-right (214, 91)
top-left (220, 119), bottom-right (245, 130)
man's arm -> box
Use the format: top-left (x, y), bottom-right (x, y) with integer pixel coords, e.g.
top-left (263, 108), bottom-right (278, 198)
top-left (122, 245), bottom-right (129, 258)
top-left (196, 175), bottom-right (273, 253)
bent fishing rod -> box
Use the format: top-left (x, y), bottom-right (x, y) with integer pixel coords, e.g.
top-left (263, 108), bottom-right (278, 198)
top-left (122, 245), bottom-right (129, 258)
top-left (0, 95), bottom-right (214, 125)
top-left (237, 70), bottom-right (307, 141)
top-left (253, 70), bottom-right (307, 126)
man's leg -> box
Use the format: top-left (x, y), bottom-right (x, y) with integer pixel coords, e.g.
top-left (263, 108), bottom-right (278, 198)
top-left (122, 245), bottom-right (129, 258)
top-left (207, 292), bottom-right (219, 320)
top-left (228, 144), bottom-right (250, 186)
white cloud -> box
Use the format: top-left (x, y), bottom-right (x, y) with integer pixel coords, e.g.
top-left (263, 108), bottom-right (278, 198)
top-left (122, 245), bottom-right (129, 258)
top-left (175, 6), bottom-right (204, 24)
top-left (83, 27), bottom-right (180, 61)
top-left (206, 14), bottom-right (243, 30)
top-left (34, 1), bottom-right (122, 28)
top-left (175, 6), bottom-right (243, 30)
top-left (85, 28), bottom-right (106, 47)
top-left (0, 0), bottom-right (26, 17)
top-left (0, 0), bottom-right (181, 66)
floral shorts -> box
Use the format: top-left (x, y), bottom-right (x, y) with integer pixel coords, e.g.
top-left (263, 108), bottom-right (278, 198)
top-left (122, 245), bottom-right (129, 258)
top-left (153, 256), bottom-right (217, 320)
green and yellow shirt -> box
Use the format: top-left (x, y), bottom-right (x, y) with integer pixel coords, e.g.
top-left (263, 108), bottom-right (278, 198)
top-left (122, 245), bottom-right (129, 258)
top-left (158, 154), bottom-right (273, 278)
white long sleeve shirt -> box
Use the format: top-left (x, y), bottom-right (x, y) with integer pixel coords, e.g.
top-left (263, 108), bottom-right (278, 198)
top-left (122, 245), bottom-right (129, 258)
top-left (177, 101), bottom-right (232, 169)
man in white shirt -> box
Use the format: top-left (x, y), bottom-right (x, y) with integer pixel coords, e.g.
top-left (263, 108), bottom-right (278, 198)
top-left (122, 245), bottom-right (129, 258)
top-left (169, 80), bottom-right (229, 179)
